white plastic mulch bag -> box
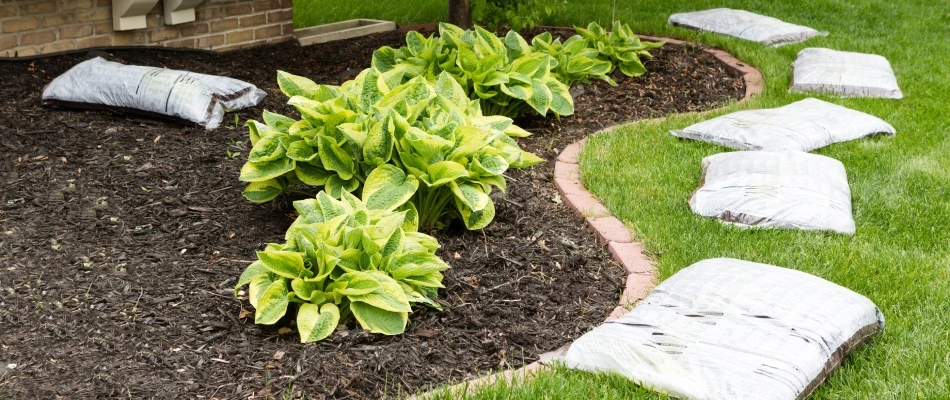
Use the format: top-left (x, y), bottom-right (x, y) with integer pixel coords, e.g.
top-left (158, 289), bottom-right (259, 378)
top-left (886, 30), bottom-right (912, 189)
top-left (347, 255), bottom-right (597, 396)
top-left (689, 151), bottom-right (855, 234)
top-left (790, 48), bottom-right (903, 99)
top-left (42, 57), bottom-right (266, 130)
top-left (564, 258), bottom-right (884, 400)
top-left (671, 98), bottom-right (895, 152)
top-left (668, 8), bottom-right (821, 45)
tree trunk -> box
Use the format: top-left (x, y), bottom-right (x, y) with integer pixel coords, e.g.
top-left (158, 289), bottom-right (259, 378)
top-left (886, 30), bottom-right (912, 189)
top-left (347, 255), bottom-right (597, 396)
top-left (447, 0), bottom-right (472, 29)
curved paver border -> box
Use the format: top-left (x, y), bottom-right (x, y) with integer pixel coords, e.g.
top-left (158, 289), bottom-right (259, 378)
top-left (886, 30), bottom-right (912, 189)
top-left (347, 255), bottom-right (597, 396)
top-left (412, 36), bottom-right (764, 399)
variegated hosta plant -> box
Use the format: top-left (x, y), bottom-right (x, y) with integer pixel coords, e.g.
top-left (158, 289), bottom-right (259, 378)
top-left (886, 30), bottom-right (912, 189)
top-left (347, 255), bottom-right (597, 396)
top-left (234, 166), bottom-right (450, 343)
top-left (372, 22), bottom-right (574, 118)
top-left (529, 32), bottom-right (616, 87)
top-left (575, 21), bottom-right (665, 78)
top-left (389, 73), bottom-right (543, 230)
top-left (240, 67), bottom-right (542, 230)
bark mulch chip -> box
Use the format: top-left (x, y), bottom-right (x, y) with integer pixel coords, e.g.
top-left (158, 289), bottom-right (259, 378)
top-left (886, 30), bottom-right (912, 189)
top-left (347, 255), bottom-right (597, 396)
top-left (0, 27), bottom-right (743, 399)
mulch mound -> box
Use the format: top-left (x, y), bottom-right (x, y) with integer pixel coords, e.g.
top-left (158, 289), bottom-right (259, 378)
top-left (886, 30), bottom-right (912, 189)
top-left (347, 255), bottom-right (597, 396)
top-left (0, 27), bottom-right (743, 399)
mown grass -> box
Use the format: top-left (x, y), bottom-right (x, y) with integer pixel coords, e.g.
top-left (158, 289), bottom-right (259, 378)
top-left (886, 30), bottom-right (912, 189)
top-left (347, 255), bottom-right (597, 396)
top-left (291, 0), bottom-right (445, 28)
top-left (416, 0), bottom-right (950, 399)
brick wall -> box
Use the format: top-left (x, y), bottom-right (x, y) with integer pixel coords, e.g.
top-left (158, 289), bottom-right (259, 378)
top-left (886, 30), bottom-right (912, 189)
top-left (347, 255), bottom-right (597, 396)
top-left (0, 0), bottom-right (293, 58)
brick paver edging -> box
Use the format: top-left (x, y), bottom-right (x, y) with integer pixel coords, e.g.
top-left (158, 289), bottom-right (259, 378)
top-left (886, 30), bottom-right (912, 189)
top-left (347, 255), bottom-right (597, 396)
top-left (412, 36), bottom-right (764, 399)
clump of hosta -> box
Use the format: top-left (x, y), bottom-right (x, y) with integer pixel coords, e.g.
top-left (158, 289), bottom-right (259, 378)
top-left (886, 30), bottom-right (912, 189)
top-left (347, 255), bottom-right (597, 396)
top-left (234, 167), bottom-right (449, 343)
top-left (575, 21), bottom-right (665, 78)
top-left (528, 32), bottom-right (616, 87)
top-left (372, 22), bottom-right (573, 118)
top-left (240, 68), bottom-right (542, 230)
top-left (390, 73), bottom-right (543, 230)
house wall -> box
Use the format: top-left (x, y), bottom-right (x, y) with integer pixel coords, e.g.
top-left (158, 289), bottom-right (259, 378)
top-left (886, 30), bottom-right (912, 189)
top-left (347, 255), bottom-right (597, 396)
top-left (0, 0), bottom-right (293, 58)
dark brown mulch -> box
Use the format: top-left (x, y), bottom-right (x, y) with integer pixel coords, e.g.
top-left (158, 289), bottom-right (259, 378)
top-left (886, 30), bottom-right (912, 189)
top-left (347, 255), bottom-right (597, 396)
top-left (0, 27), bottom-right (743, 399)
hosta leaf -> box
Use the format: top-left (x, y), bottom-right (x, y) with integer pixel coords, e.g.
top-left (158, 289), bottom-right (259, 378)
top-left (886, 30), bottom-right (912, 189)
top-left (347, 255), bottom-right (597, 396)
top-left (400, 202), bottom-right (419, 232)
top-left (470, 115), bottom-right (512, 133)
top-left (235, 260), bottom-right (268, 295)
top-left (406, 31), bottom-right (427, 55)
top-left (295, 162), bottom-right (333, 186)
top-left (248, 274), bottom-right (274, 308)
top-left (505, 30), bottom-right (532, 59)
top-left (362, 164), bottom-right (419, 212)
top-left (620, 58), bottom-right (647, 77)
top-left (242, 178), bottom-right (287, 203)
top-left (563, 35), bottom-right (588, 53)
top-left (426, 161), bottom-right (469, 187)
top-left (479, 71), bottom-right (509, 87)
top-left (402, 273), bottom-right (445, 289)
top-left (380, 68), bottom-right (406, 92)
top-left (404, 129), bottom-right (453, 163)
top-left (381, 226), bottom-right (404, 258)
top-left (482, 174), bottom-right (507, 193)
top-left (350, 301), bottom-right (408, 335)
top-left (472, 153), bottom-right (509, 176)
top-left (277, 70), bottom-right (320, 98)
top-left (567, 57), bottom-right (595, 74)
top-left (503, 124), bottom-right (531, 138)
top-left (240, 158), bottom-right (294, 182)
top-left (435, 72), bottom-right (468, 109)
top-left (363, 114), bottom-right (396, 167)
top-left (546, 79), bottom-right (574, 116)
top-left (338, 122), bottom-right (367, 146)
top-left (359, 69), bottom-right (385, 111)
top-left (291, 278), bottom-right (322, 300)
top-left (257, 250), bottom-right (305, 279)
top-left (512, 149), bottom-right (545, 168)
top-left (288, 120), bottom-right (313, 136)
top-left (347, 273), bottom-right (411, 313)
top-left (458, 195), bottom-right (495, 230)
top-left (390, 252), bottom-right (451, 280)
top-left (317, 135), bottom-right (355, 180)
top-left (335, 271), bottom-right (381, 296)
top-left (450, 182), bottom-right (490, 212)
top-left (500, 82), bottom-right (532, 100)
top-left (371, 210), bottom-right (406, 241)
top-left (297, 303), bottom-right (340, 343)
top-left (474, 25), bottom-right (505, 55)
top-left (372, 46), bottom-right (399, 71)
top-left (512, 56), bottom-right (545, 78)
top-left (247, 135), bottom-right (285, 163)
top-left (247, 120), bottom-right (275, 145)
top-left (254, 279), bottom-right (289, 325)
top-left (404, 231), bottom-right (441, 253)
top-left (285, 140), bottom-right (319, 162)
top-left (262, 111), bottom-right (296, 132)
top-left (398, 282), bottom-right (441, 308)
top-left (526, 79), bottom-right (552, 115)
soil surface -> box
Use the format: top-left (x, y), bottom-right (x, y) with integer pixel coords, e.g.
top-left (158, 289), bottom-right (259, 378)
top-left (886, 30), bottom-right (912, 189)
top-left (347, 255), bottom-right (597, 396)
top-left (0, 27), bottom-right (743, 399)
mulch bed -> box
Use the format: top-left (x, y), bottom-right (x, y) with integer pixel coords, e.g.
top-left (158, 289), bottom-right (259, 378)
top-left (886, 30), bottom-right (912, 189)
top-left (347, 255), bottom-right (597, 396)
top-left (0, 27), bottom-right (743, 399)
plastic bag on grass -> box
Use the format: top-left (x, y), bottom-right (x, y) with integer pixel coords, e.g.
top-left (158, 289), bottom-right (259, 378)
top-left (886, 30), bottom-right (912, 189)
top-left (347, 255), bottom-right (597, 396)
top-left (668, 8), bottom-right (821, 45)
top-left (671, 98), bottom-right (895, 152)
top-left (41, 57), bottom-right (266, 130)
top-left (790, 48), bottom-right (903, 99)
top-left (564, 257), bottom-right (884, 400)
top-left (689, 151), bottom-right (855, 234)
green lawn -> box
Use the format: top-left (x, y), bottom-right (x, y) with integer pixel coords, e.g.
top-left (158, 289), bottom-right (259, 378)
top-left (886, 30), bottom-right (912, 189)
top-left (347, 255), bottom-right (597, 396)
top-left (292, 1), bottom-right (950, 398)
top-left (291, 0), bottom-right (445, 28)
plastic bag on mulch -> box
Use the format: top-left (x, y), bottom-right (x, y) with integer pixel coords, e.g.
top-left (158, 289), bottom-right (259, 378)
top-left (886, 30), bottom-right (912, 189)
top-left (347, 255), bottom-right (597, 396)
top-left (671, 98), bottom-right (896, 152)
top-left (564, 257), bottom-right (884, 400)
top-left (41, 57), bottom-right (266, 130)
top-left (689, 151), bottom-right (855, 234)
top-left (668, 8), bottom-right (821, 45)
top-left (790, 48), bottom-right (903, 99)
